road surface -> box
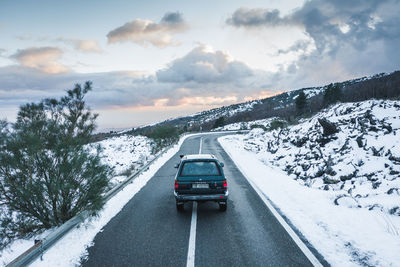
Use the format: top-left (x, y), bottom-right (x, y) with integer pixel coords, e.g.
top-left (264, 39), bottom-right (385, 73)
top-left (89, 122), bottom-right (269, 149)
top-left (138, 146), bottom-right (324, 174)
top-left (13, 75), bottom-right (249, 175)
top-left (82, 133), bottom-right (324, 267)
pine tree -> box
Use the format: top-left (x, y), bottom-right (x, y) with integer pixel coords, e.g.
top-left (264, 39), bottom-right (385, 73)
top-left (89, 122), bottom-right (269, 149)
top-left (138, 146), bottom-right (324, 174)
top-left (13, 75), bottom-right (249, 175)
top-left (0, 82), bottom-right (112, 248)
top-left (213, 116), bottom-right (225, 128)
top-left (295, 91), bottom-right (307, 115)
top-left (324, 83), bottom-right (342, 106)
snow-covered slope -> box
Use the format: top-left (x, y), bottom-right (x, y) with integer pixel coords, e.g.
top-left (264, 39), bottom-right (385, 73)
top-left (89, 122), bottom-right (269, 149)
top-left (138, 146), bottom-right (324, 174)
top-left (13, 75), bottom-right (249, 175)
top-left (213, 117), bottom-right (280, 131)
top-left (219, 99), bottom-right (400, 266)
top-left (180, 99), bottom-right (262, 127)
top-left (92, 135), bottom-right (153, 185)
top-left (239, 100), bottom-right (400, 215)
top-left (0, 134), bottom-right (155, 265)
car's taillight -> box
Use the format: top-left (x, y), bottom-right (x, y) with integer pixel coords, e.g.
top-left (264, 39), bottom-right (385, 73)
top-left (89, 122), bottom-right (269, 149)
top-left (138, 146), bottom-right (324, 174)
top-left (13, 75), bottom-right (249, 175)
top-left (223, 180), bottom-right (227, 189)
top-left (175, 180), bottom-right (179, 189)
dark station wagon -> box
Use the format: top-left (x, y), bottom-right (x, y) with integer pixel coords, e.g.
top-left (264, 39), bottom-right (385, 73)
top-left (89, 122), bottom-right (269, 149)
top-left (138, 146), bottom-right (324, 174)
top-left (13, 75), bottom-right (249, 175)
top-left (174, 154), bottom-right (228, 211)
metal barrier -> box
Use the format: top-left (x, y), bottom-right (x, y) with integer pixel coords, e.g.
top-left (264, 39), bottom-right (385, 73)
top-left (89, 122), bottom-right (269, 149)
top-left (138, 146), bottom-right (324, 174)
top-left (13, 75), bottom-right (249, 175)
top-left (6, 130), bottom-right (246, 266)
top-left (6, 141), bottom-right (176, 267)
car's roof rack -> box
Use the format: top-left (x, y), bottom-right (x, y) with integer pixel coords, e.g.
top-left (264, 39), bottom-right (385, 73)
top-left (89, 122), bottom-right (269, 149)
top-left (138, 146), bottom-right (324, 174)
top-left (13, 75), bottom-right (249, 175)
top-left (182, 154), bottom-right (216, 160)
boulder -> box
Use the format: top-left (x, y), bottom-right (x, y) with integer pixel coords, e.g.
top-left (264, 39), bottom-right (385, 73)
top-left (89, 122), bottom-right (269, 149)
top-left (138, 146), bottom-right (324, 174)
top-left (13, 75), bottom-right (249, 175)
top-left (318, 118), bottom-right (339, 136)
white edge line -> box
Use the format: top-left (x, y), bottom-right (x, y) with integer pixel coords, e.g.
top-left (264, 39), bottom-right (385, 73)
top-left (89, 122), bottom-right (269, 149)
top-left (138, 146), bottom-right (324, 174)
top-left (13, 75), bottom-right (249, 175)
top-left (220, 140), bottom-right (323, 267)
top-left (186, 201), bottom-right (197, 267)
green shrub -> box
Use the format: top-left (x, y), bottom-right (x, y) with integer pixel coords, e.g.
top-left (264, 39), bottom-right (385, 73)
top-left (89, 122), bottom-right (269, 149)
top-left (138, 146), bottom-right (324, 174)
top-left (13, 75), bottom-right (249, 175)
top-left (0, 82), bottom-right (112, 249)
top-left (269, 119), bottom-right (287, 130)
top-left (143, 125), bottom-right (180, 153)
top-left (213, 116), bottom-right (225, 129)
top-left (250, 124), bottom-right (268, 131)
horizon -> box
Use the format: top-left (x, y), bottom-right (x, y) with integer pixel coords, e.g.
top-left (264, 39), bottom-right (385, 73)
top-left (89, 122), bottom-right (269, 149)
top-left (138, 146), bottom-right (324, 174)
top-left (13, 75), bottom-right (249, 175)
top-left (1, 0), bottom-right (400, 130)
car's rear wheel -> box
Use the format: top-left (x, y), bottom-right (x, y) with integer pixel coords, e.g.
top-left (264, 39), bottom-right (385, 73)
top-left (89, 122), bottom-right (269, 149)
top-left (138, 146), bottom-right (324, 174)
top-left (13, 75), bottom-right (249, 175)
top-left (219, 202), bottom-right (227, 212)
top-left (176, 201), bottom-right (184, 211)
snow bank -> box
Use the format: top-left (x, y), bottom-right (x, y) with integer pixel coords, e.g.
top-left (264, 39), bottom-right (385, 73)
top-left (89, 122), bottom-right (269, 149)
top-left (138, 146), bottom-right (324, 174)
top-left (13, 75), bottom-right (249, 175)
top-left (219, 99), bottom-right (400, 266)
top-left (213, 117), bottom-right (281, 131)
top-left (24, 134), bottom-right (194, 267)
top-left (90, 135), bottom-right (153, 186)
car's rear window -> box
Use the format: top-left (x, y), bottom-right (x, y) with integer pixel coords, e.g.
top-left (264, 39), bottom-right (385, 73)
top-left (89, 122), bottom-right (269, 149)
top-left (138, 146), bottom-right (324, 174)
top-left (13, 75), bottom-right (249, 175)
top-left (180, 161), bottom-right (221, 176)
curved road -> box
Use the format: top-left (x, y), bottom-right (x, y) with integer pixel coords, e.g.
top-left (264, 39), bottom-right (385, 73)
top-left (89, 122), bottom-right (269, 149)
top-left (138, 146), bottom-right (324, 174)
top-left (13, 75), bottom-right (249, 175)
top-left (82, 134), bottom-right (323, 267)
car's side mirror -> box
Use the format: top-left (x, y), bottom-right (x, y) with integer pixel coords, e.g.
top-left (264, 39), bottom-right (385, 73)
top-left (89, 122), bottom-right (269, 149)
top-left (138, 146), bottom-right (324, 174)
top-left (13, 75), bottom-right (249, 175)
top-left (174, 163), bottom-right (180, 168)
top-left (220, 162), bottom-right (224, 167)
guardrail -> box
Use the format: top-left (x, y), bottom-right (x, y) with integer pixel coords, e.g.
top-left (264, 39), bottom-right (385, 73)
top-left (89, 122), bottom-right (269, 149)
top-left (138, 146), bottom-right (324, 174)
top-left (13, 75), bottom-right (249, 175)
top-left (6, 130), bottom-right (246, 266)
top-left (6, 140), bottom-right (177, 267)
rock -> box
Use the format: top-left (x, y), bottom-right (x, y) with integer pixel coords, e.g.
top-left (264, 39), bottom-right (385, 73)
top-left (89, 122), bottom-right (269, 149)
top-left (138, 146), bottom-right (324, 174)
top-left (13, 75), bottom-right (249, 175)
top-left (339, 139), bottom-right (350, 153)
top-left (382, 123), bottom-right (392, 133)
top-left (334, 195), bottom-right (359, 208)
top-left (340, 172), bottom-right (356, 181)
top-left (318, 118), bottom-right (339, 136)
top-left (290, 136), bottom-right (308, 147)
top-left (389, 155), bottom-right (400, 164)
top-left (364, 110), bottom-right (376, 125)
top-left (356, 135), bottom-right (364, 148)
top-left (387, 188), bottom-right (399, 195)
top-left (368, 204), bottom-right (383, 211)
top-left (369, 126), bottom-right (379, 132)
top-left (371, 146), bottom-right (383, 156)
top-left (372, 181), bottom-right (381, 189)
top-left (315, 168), bottom-right (324, 177)
top-left (323, 176), bottom-right (339, 184)
top-left (317, 136), bottom-right (338, 147)
top-left (389, 207), bottom-right (400, 216)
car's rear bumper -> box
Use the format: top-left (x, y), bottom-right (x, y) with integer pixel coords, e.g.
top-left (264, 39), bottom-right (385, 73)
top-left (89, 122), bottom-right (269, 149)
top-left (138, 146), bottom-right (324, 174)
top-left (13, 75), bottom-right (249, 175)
top-left (174, 191), bottom-right (228, 202)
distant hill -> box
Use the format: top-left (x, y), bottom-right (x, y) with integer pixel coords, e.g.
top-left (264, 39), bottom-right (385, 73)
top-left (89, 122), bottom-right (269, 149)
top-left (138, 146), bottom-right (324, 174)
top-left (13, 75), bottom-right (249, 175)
top-left (100, 70), bottom-right (400, 139)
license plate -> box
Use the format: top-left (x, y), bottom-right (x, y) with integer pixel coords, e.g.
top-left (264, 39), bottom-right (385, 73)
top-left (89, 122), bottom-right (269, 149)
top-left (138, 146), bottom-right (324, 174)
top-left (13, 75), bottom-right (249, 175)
top-left (193, 183), bottom-right (209, 189)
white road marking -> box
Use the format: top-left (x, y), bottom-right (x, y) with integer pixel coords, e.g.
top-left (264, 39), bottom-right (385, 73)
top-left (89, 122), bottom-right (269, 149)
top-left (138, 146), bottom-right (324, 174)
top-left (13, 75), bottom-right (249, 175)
top-left (186, 201), bottom-right (198, 267)
top-left (186, 137), bottom-right (202, 267)
top-left (199, 137), bottom-right (203, 154)
top-left (224, 148), bottom-right (323, 267)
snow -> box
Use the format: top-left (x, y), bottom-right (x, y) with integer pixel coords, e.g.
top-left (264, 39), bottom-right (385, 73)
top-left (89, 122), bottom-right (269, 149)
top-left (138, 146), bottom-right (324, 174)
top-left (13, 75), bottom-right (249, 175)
top-left (0, 133), bottom-right (207, 266)
top-left (213, 117), bottom-right (283, 131)
top-left (25, 134), bottom-right (198, 267)
top-left (220, 137), bottom-right (400, 266)
top-left (218, 99), bottom-right (400, 266)
top-left (0, 134), bottom-right (153, 266)
top-left (89, 135), bottom-right (153, 186)
top-left (186, 99), bottom-right (261, 126)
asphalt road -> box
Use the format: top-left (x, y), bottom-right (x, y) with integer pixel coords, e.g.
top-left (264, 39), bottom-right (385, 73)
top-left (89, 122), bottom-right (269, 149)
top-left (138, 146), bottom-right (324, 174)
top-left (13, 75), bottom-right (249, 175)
top-left (82, 134), bottom-right (321, 267)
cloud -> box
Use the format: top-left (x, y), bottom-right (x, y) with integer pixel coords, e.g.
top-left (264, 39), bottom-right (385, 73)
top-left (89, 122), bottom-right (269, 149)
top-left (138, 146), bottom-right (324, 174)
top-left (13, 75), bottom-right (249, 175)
top-left (55, 38), bottom-right (103, 53)
top-left (11, 47), bottom-right (69, 74)
top-left (226, 1), bottom-right (400, 86)
top-left (227, 1), bottom-right (400, 55)
top-left (226, 7), bottom-right (294, 27)
top-left (0, 48), bottom-right (6, 56)
top-left (72, 39), bottom-right (103, 53)
top-left (156, 45), bottom-right (253, 83)
top-left (1, 45), bottom-right (274, 112)
top-left (107, 11), bottom-right (188, 47)
top-left (15, 36), bottom-right (103, 53)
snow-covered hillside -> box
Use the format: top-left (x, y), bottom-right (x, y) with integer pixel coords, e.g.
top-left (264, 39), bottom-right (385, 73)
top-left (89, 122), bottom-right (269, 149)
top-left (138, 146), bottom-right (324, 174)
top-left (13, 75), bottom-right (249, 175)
top-left (0, 134), bottom-right (155, 265)
top-left (91, 135), bottom-right (154, 186)
top-left (219, 99), bottom-right (400, 266)
top-left (239, 100), bottom-right (400, 215)
top-left (213, 117), bottom-right (280, 131)
top-left (185, 99), bottom-right (261, 126)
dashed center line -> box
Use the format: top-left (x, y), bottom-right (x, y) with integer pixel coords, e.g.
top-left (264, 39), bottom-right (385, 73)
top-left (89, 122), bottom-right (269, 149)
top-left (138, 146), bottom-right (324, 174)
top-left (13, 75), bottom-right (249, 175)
top-left (199, 137), bottom-right (203, 154)
top-left (186, 137), bottom-right (203, 267)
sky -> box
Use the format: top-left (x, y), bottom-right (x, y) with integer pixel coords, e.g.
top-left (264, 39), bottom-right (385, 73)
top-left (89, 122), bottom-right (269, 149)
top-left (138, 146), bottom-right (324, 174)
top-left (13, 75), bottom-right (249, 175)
top-left (1, 0), bottom-right (399, 130)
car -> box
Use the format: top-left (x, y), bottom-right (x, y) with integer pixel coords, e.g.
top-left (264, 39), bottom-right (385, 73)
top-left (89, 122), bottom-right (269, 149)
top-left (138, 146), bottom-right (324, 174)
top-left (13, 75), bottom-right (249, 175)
top-left (174, 154), bottom-right (228, 211)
